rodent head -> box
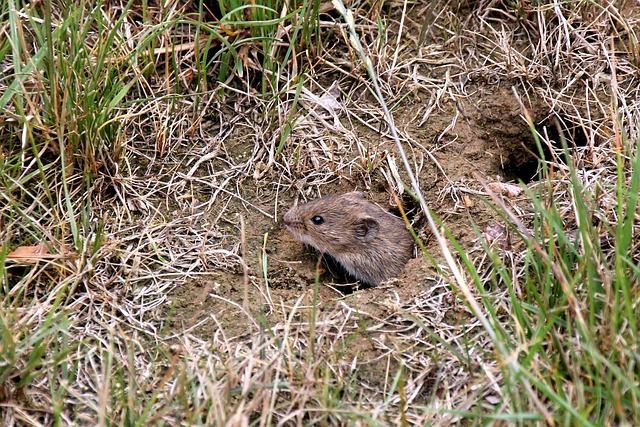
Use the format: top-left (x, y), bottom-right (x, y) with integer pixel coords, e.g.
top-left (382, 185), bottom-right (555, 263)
top-left (283, 192), bottom-right (384, 255)
top-left (284, 191), bottom-right (414, 286)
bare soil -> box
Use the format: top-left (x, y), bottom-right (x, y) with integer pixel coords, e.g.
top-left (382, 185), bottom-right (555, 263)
top-left (90, 1), bottom-right (639, 417)
top-left (162, 84), bottom-right (547, 377)
top-left (4, 0), bottom-right (640, 423)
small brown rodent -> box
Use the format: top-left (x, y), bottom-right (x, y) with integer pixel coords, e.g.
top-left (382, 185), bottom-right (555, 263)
top-left (283, 192), bottom-right (413, 287)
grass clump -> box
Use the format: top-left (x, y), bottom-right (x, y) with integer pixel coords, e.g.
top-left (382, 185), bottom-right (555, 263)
top-left (473, 129), bottom-right (640, 424)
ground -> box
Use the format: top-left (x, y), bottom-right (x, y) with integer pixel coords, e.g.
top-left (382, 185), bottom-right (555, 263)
top-left (3, 0), bottom-right (640, 424)
top-left (142, 80), bottom-right (562, 400)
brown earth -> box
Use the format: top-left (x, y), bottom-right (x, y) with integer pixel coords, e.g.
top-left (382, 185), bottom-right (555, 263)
top-left (163, 84), bottom-right (547, 351)
top-left (114, 1), bottom-right (633, 408)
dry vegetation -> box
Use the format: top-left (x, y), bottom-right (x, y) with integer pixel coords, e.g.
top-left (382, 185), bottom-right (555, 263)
top-left (1, 0), bottom-right (639, 425)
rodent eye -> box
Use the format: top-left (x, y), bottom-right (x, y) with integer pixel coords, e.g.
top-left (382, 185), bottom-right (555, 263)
top-left (311, 215), bottom-right (324, 225)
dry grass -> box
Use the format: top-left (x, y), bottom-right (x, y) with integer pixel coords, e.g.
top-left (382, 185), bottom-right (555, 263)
top-left (1, 0), bottom-right (639, 425)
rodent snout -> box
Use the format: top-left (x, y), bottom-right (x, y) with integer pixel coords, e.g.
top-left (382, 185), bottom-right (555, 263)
top-left (283, 211), bottom-right (300, 229)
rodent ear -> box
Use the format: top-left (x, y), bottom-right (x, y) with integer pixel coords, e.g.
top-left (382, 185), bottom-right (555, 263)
top-left (354, 217), bottom-right (380, 241)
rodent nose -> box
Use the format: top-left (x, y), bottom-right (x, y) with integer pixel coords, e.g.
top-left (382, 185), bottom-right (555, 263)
top-left (283, 211), bottom-right (295, 226)
top-left (284, 212), bottom-right (303, 230)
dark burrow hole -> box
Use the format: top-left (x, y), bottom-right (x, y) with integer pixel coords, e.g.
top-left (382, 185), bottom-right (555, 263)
top-left (501, 115), bottom-right (588, 184)
top-left (390, 192), bottom-right (421, 222)
top-left (315, 253), bottom-right (371, 294)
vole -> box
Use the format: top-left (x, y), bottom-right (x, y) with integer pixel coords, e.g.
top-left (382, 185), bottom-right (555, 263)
top-left (283, 192), bottom-right (413, 287)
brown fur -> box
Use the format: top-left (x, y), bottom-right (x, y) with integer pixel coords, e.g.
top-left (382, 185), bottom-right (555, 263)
top-left (283, 192), bottom-right (413, 286)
